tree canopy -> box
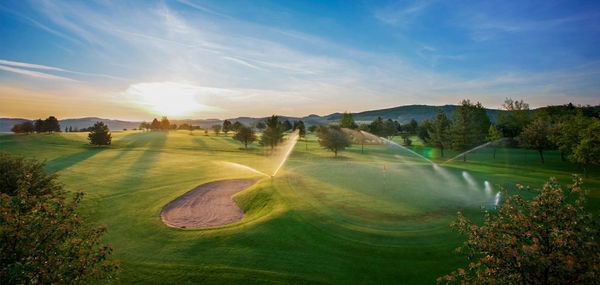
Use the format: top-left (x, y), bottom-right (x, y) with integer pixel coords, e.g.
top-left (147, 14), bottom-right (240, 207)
top-left (339, 112), bottom-right (358, 129)
top-left (439, 176), bottom-right (599, 284)
top-left (517, 120), bottom-right (554, 163)
top-left (316, 125), bottom-right (352, 158)
top-left (232, 125), bottom-right (257, 149)
top-left (222, 120), bottom-right (233, 134)
top-left (88, 122), bottom-right (112, 146)
top-left (11, 121), bottom-right (34, 134)
top-left (429, 109), bottom-right (452, 157)
top-left (0, 152), bottom-right (119, 284)
top-left (260, 115), bottom-right (284, 150)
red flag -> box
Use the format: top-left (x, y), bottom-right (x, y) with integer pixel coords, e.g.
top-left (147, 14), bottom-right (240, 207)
top-left (383, 165), bottom-right (386, 172)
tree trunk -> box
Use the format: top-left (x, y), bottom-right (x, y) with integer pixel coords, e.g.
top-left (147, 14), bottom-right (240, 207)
top-left (463, 153), bottom-right (466, 162)
top-left (560, 151), bottom-right (566, 162)
top-left (245, 142), bottom-right (247, 149)
top-left (538, 150), bottom-right (544, 164)
top-left (440, 147), bottom-right (444, 157)
top-left (334, 149), bottom-right (338, 158)
top-left (584, 163), bottom-right (588, 178)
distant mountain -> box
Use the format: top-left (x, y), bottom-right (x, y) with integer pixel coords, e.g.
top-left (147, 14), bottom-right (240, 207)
top-left (0, 104), bottom-right (504, 132)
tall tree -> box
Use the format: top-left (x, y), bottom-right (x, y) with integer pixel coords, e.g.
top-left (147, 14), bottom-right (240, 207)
top-left (451, 100), bottom-right (491, 161)
top-left (408, 118), bottom-right (418, 134)
top-left (418, 119), bottom-right (432, 143)
top-left (282, 120), bottom-right (293, 132)
top-left (232, 125), bottom-right (257, 149)
top-left (255, 121), bottom-right (266, 131)
top-left (439, 177), bottom-right (599, 284)
top-left (497, 98), bottom-right (532, 138)
top-left (232, 121), bottom-right (243, 132)
top-left (150, 118), bottom-right (161, 130)
top-left (211, 124), bottom-right (221, 136)
top-left (517, 120), bottom-right (553, 163)
top-left (569, 118), bottom-right (600, 178)
top-left (429, 109), bottom-right (452, 157)
top-left (368, 117), bottom-right (385, 137)
top-left (160, 116), bottom-right (170, 130)
top-left (259, 115), bottom-right (284, 150)
top-left (316, 125), bottom-right (352, 158)
top-left (551, 112), bottom-right (589, 162)
top-left (339, 112), bottom-right (358, 129)
top-left (384, 119), bottom-right (398, 138)
top-left (88, 122), bottom-right (112, 146)
top-left (295, 120), bottom-right (306, 138)
top-left (34, 119), bottom-right (45, 133)
top-left (222, 120), bottom-right (233, 135)
top-left (44, 116), bottom-right (61, 133)
top-left (486, 124), bottom-right (502, 159)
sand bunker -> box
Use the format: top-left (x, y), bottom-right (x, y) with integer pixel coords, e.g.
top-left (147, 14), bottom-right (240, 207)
top-left (161, 179), bottom-right (256, 228)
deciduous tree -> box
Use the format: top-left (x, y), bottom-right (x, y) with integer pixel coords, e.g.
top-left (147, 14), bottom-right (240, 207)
top-left (316, 125), bottom-right (352, 158)
top-left (232, 125), bottom-right (257, 149)
top-left (44, 116), bottom-right (61, 133)
top-left (569, 118), bottom-right (600, 178)
top-left (517, 120), bottom-right (553, 163)
top-left (211, 124), bottom-right (221, 136)
top-left (0, 153), bottom-right (119, 284)
top-left (439, 176), bottom-right (599, 284)
top-left (429, 109), bottom-right (452, 157)
top-left (486, 124), bottom-right (502, 159)
top-left (259, 115), bottom-right (284, 150)
top-left (222, 120), bottom-right (232, 135)
top-left (160, 116), bottom-right (170, 130)
top-left (339, 112), bottom-right (358, 129)
top-left (11, 121), bottom-right (34, 134)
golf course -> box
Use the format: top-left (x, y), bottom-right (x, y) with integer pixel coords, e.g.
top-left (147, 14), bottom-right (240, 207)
top-left (1, 129), bottom-right (597, 284)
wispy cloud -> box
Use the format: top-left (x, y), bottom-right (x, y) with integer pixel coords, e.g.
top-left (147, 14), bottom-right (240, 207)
top-left (0, 59), bottom-right (129, 81)
top-left (373, 0), bottom-right (434, 26)
top-left (0, 64), bottom-right (76, 81)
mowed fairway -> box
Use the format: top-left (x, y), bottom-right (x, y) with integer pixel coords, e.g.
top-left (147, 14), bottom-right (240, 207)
top-left (1, 131), bottom-right (598, 284)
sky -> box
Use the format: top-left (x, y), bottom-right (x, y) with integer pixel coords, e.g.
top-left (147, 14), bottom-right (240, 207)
top-left (0, 0), bottom-right (599, 120)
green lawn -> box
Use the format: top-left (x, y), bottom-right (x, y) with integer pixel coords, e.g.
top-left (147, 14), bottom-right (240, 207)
top-left (1, 130), bottom-right (598, 284)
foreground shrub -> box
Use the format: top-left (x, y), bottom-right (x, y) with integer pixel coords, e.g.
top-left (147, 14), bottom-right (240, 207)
top-left (439, 176), bottom-right (599, 284)
top-left (0, 153), bottom-right (119, 284)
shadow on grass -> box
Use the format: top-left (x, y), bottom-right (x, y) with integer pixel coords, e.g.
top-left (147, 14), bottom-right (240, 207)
top-left (45, 146), bottom-right (106, 173)
top-left (108, 132), bottom-right (153, 163)
top-left (125, 131), bottom-right (167, 180)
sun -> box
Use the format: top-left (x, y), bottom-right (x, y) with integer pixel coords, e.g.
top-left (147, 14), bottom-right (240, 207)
top-left (124, 81), bottom-right (213, 117)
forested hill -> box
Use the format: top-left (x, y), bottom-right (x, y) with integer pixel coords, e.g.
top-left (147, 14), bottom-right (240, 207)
top-left (311, 104), bottom-right (501, 125)
top-left (4, 104), bottom-right (597, 132)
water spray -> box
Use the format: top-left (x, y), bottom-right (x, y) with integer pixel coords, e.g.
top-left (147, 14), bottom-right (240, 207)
top-left (220, 161), bottom-right (270, 177)
top-left (271, 130), bottom-right (300, 177)
top-left (484, 181), bottom-right (492, 198)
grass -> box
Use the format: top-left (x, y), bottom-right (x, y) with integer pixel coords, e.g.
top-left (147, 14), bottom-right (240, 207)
top-left (1, 130), bottom-right (598, 284)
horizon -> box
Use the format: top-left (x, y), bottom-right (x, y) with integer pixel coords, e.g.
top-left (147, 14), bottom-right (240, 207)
top-left (2, 1), bottom-right (600, 120)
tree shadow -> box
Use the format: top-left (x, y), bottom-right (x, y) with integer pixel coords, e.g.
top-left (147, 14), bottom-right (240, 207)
top-left (108, 132), bottom-right (152, 163)
top-left (45, 146), bottom-right (106, 173)
top-left (125, 131), bottom-right (168, 180)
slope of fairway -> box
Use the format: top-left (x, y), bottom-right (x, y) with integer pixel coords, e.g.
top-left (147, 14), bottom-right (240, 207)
top-left (1, 131), bottom-right (598, 284)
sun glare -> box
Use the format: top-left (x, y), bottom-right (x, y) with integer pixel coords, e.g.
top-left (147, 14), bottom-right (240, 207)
top-left (124, 82), bottom-right (215, 117)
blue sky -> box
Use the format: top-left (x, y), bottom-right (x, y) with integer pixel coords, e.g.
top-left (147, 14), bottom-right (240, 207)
top-left (0, 0), bottom-right (599, 120)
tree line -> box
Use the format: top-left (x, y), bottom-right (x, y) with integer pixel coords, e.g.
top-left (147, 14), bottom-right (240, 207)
top-left (333, 99), bottom-right (599, 177)
top-left (11, 116), bottom-right (61, 133)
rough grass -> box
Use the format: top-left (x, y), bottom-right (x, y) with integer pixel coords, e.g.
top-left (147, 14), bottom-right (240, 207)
top-left (0, 130), bottom-right (598, 284)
